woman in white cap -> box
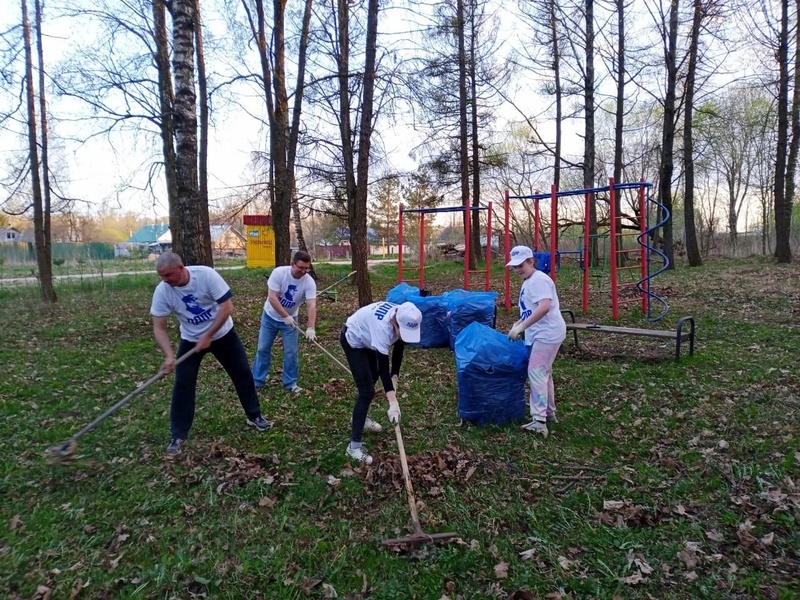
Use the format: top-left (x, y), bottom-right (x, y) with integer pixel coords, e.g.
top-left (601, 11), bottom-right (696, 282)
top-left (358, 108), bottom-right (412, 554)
top-left (506, 245), bottom-right (567, 436)
top-left (340, 300), bottom-right (422, 464)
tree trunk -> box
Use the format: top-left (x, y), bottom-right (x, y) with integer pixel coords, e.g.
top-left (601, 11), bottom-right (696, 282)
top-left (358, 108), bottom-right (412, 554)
top-left (334, 0), bottom-right (367, 300)
top-left (658, 0), bottom-right (679, 269)
top-left (778, 0), bottom-right (799, 262)
top-left (550, 0), bottom-right (562, 190)
top-left (241, 0), bottom-right (276, 262)
top-left (682, 0), bottom-right (702, 267)
top-left (172, 0), bottom-right (211, 265)
top-left (288, 0), bottom-right (314, 257)
top-left (33, 0), bottom-right (56, 302)
top-left (774, 0), bottom-right (790, 262)
top-left (351, 0), bottom-right (380, 305)
top-left (613, 0), bottom-right (625, 263)
top-left (292, 184), bottom-right (308, 253)
top-left (153, 0), bottom-right (178, 236)
top-left (469, 0), bottom-right (482, 263)
top-left (22, 0), bottom-right (56, 302)
top-left (584, 0), bottom-right (598, 265)
top-left (194, 0), bottom-right (209, 213)
top-left (271, 0), bottom-right (291, 266)
top-left (457, 0), bottom-right (474, 270)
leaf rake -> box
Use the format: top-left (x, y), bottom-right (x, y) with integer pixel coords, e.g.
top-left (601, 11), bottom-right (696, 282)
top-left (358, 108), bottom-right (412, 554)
top-left (46, 348), bottom-right (197, 465)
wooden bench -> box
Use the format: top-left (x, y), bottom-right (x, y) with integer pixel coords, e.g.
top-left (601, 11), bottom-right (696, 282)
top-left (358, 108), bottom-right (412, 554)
top-left (561, 310), bottom-right (695, 362)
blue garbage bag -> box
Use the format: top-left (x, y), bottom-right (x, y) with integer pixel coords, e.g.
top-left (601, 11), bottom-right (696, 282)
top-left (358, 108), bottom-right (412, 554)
top-left (386, 282), bottom-right (420, 304)
top-left (533, 251), bottom-right (560, 274)
top-left (454, 322), bottom-right (528, 426)
top-left (444, 289), bottom-right (498, 349)
top-left (407, 295), bottom-right (449, 348)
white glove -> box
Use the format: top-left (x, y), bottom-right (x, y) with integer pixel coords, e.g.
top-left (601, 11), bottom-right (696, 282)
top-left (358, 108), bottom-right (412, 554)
top-left (283, 315), bottom-right (295, 327)
top-left (387, 399), bottom-right (401, 425)
top-left (508, 321), bottom-right (525, 341)
top-left (305, 327), bottom-right (316, 342)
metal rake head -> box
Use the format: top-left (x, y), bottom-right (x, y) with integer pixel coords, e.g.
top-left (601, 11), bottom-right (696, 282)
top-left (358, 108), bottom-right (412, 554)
top-left (45, 439), bottom-right (79, 466)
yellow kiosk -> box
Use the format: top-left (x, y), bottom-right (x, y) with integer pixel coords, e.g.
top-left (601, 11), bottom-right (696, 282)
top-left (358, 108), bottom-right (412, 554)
top-left (243, 215), bottom-right (275, 268)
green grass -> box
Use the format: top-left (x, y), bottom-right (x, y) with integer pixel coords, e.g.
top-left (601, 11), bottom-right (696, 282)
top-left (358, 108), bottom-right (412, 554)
top-left (1, 257), bottom-right (799, 599)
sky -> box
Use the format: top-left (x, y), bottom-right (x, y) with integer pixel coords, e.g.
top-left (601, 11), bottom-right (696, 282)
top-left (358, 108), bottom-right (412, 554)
top-left (0, 1), bottom-right (436, 223)
top-left (1, 0), bottom-right (766, 232)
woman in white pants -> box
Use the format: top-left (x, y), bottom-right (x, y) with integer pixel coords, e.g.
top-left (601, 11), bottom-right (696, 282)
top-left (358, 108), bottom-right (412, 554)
top-left (506, 246), bottom-right (567, 437)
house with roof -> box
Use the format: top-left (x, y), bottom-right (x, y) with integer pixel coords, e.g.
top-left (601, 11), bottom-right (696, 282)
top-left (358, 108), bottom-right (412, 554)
top-left (114, 223), bottom-right (171, 257)
top-left (129, 224), bottom-right (170, 244)
top-left (150, 224), bottom-right (247, 257)
top-left (0, 227), bottom-right (21, 243)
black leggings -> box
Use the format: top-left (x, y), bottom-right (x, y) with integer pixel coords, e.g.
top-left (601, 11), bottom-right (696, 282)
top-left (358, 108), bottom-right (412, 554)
top-left (171, 328), bottom-right (262, 439)
top-left (340, 327), bottom-right (379, 443)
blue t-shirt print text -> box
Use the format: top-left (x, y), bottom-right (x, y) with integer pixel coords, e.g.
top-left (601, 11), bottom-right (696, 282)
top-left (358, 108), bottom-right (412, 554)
top-left (518, 290), bottom-right (532, 321)
top-left (279, 285), bottom-right (298, 310)
top-left (182, 294), bottom-right (214, 325)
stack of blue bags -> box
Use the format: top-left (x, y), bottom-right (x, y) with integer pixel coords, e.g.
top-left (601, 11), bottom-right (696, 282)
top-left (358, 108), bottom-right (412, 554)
top-left (386, 283), bottom-right (526, 426)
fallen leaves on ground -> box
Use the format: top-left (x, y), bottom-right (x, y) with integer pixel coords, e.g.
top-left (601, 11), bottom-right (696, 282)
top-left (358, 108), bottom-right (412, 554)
top-left (362, 444), bottom-right (479, 496)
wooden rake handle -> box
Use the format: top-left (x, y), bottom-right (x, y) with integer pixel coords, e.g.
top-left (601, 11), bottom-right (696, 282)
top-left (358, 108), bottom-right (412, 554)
top-left (393, 421), bottom-right (425, 537)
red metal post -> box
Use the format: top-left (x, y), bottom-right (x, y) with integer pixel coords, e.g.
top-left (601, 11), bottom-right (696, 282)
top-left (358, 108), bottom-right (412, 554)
top-left (550, 184), bottom-right (557, 283)
top-left (504, 190), bottom-right (511, 309)
top-left (398, 204), bottom-right (404, 283)
top-left (609, 178), bottom-right (619, 321)
top-left (583, 191), bottom-right (591, 313)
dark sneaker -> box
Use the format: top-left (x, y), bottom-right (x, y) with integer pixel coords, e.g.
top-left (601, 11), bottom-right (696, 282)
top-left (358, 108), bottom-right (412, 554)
top-left (247, 416), bottom-right (272, 431)
top-left (166, 438), bottom-right (186, 454)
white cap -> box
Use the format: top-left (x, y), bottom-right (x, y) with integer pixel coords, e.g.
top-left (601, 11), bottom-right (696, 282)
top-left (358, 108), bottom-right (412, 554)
top-left (506, 245), bottom-right (534, 267)
top-left (395, 302), bottom-right (422, 343)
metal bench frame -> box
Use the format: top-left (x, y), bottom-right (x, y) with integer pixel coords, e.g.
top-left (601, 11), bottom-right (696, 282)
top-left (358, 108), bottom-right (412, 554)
top-left (561, 310), bottom-right (696, 362)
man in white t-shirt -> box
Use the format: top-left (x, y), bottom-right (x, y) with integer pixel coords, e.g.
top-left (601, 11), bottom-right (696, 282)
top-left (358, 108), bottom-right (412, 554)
top-left (252, 250), bottom-right (317, 393)
top-left (339, 300), bottom-right (422, 464)
top-left (506, 245), bottom-right (567, 437)
top-left (150, 252), bottom-right (271, 454)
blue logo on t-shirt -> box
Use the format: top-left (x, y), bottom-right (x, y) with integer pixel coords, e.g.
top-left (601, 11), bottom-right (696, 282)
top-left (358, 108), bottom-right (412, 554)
top-left (182, 294), bottom-right (205, 315)
top-left (519, 290), bottom-right (532, 320)
top-left (182, 294), bottom-right (213, 324)
top-left (279, 285), bottom-right (298, 309)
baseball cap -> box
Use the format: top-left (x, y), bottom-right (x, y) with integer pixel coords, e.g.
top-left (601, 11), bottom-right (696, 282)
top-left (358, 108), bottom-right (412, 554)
top-left (506, 245), bottom-right (534, 267)
top-left (395, 302), bottom-right (422, 343)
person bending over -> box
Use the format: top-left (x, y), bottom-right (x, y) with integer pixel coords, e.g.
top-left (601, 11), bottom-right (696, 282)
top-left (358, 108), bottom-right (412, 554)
top-left (340, 301), bottom-right (422, 464)
top-left (151, 252), bottom-right (270, 454)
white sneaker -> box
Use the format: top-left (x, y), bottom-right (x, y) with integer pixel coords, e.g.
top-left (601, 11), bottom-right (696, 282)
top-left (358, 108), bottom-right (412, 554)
top-left (546, 414), bottom-right (559, 424)
top-left (521, 420), bottom-right (549, 437)
top-left (345, 445), bottom-right (373, 465)
top-left (364, 417), bottom-right (383, 433)
top-left (287, 385), bottom-right (302, 394)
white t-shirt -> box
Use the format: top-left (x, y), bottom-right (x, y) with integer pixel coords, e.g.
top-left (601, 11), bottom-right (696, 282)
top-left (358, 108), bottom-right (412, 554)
top-left (150, 266), bottom-right (234, 342)
top-left (344, 301), bottom-right (400, 355)
top-left (263, 265), bottom-right (317, 320)
top-left (519, 270), bottom-right (567, 345)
